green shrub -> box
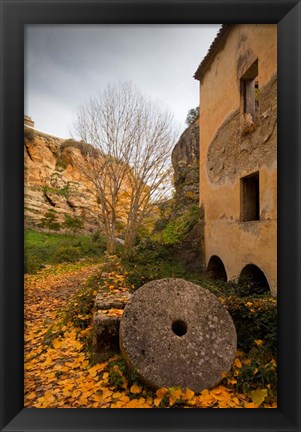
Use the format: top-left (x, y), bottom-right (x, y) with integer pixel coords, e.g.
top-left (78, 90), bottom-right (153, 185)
top-left (80, 241), bottom-right (106, 256)
top-left (39, 209), bottom-right (61, 233)
top-left (224, 345), bottom-right (277, 399)
top-left (61, 139), bottom-right (98, 158)
top-left (55, 156), bottom-right (68, 171)
top-left (42, 185), bottom-right (69, 198)
top-left (185, 106), bottom-right (199, 126)
top-left (222, 296), bottom-right (277, 356)
top-left (61, 275), bottom-right (98, 329)
top-left (106, 357), bottom-right (139, 391)
top-left (133, 238), bottom-right (174, 263)
top-left (101, 256), bottom-right (123, 274)
top-left (91, 230), bottom-right (102, 243)
top-left (233, 277), bottom-right (270, 297)
top-left (24, 127), bottom-right (35, 142)
top-left (152, 206), bottom-right (199, 245)
top-left (63, 214), bottom-right (84, 236)
top-left (122, 245), bottom-right (190, 291)
top-left (24, 250), bottom-right (45, 274)
top-left (152, 218), bottom-right (169, 232)
top-left (52, 246), bottom-right (81, 263)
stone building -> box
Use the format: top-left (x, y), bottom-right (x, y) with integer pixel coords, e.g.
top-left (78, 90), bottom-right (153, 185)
top-left (24, 115), bottom-right (34, 128)
top-left (194, 24), bottom-right (277, 295)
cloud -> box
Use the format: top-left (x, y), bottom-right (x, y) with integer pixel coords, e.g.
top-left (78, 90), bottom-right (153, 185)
top-left (25, 24), bottom-right (221, 137)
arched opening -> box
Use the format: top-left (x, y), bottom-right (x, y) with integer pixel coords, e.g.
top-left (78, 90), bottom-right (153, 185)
top-left (206, 255), bottom-right (227, 281)
top-left (239, 264), bottom-right (270, 294)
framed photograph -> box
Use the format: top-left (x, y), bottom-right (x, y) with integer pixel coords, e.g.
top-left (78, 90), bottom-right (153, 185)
top-left (1, 1), bottom-right (300, 431)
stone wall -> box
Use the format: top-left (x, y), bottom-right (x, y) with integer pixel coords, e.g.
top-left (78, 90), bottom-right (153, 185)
top-left (24, 115), bottom-right (34, 128)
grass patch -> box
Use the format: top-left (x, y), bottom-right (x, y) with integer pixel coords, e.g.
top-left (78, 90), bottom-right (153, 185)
top-left (24, 229), bottom-right (106, 274)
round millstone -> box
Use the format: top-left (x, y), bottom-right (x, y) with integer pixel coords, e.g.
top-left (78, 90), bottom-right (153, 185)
top-left (119, 278), bottom-right (237, 392)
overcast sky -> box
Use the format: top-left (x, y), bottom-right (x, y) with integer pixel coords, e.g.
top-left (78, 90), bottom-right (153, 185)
top-left (24, 25), bottom-right (221, 139)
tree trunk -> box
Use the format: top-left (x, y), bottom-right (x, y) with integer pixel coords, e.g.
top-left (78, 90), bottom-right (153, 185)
top-left (106, 236), bottom-right (116, 255)
top-left (123, 229), bottom-right (138, 258)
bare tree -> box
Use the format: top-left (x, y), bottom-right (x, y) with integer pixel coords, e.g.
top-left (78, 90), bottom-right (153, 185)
top-left (72, 82), bottom-right (178, 255)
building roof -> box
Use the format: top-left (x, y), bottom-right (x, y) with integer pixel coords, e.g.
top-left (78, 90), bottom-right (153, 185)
top-left (194, 25), bottom-right (233, 81)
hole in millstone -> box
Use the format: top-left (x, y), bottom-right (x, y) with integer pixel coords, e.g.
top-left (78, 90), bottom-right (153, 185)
top-left (172, 320), bottom-right (187, 337)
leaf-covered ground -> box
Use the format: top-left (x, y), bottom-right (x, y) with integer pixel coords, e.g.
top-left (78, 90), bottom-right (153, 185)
top-left (24, 261), bottom-right (277, 409)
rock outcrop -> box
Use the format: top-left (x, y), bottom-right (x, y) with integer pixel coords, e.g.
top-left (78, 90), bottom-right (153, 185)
top-left (24, 128), bottom-right (100, 230)
top-left (168, 119), bottom-right (205, 271)
top-left (171, 118), bottom-right (199, 215)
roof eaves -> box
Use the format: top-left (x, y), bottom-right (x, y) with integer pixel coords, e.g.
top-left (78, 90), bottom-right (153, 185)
top-left (194, 25), bottom-right (233, 81)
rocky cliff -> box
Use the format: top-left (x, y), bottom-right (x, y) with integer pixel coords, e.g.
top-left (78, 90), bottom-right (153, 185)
top-left (171, 118), bottom-right (199, 215)
top-left (24, 127), bottom-right (101, 231)
top-left (169, 119), bottom-right (205, 271)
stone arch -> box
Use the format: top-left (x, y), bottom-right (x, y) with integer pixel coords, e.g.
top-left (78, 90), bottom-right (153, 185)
top-left (206, 255), bottom-right (227, 282)
top-left (239, 264), bottom-right (270, 294)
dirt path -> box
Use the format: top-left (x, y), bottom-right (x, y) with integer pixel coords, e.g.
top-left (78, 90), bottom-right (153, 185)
top-left (24, 262), bottom-right (102, 324)
top-left (24, 261), bottom-right (108, 408)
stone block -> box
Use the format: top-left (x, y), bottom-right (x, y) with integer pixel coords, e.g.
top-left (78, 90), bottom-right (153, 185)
top-left (95, 290), bottom-right (131, 311)
top-left (92, 311), bottom-right (121, 361)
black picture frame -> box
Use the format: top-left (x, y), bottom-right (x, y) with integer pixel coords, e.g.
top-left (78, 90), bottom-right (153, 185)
top-left (0, 1), bottom-right (300, 431)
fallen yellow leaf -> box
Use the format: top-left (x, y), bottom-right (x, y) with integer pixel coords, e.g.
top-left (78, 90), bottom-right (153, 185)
top-left (130, 384), bottom-right (142, 394)
top-left (234, 358), bottom-right (242, 369)
top-left (154, 398), bottom-right (161, 407)
top-left (26, 391), bottom-right (36, 400)
top-left (156, 387), bottom-right (168, 399)
top-left (255, 339), bottom-right (264, 346)
top-left (249, 389), bottom-right (268, 407)
top-left (244, 402), bottom-right (258, 408)
top-left (182, 388), bottom-right (195, 400)
top-left (126, 399), bottom-right (140, 408)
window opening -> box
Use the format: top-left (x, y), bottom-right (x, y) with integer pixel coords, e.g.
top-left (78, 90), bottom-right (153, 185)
top-left (241, 60), bottom-right (259, 121)
top-left (240, 172), bottom-right (260, 221)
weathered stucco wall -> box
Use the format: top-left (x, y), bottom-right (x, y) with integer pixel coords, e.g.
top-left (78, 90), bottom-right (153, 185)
top-left (199, 24), bottom-right (277, 294)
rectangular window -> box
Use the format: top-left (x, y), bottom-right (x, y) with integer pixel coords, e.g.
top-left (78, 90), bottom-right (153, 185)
top-left (240, 172), bottom-right (260, 221)
top-left (241, 59), bottom-right (259, 121)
